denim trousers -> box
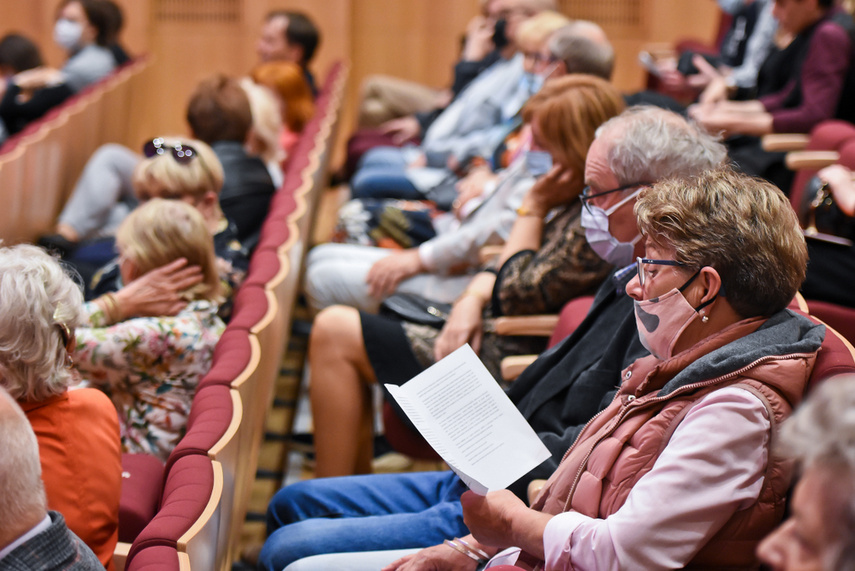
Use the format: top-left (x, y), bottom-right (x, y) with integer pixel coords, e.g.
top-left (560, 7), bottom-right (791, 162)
top-left (351, 146), bottom-right (423, 200)
top-left (258, 471), bottom-right (469, 570)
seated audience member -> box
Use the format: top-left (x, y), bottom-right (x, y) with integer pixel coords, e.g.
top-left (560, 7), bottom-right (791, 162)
top-left (350, 0), bottom-right (556, 201)
top-left (42, 74), bottom-right (274, 253)
top-left (654, 0), bottom-right (776, 101)
top-left (356, 0), bottom-right (498, 129)
top-left (327, 77), bottom-right (628, 459)
top-left (0, 244), bottom-right (121, 569)
top-left (689, 0), bottom-right (854, 191)
top-left (101, 0), bottom-right (131, 66)
top-left (697, 0), bottom-right (778, 104)
top-left (88, 137), bottom-right (249, 320)
top-left (239, 77), bottom-right (286, 187)
top-left (336, 166), bottom-right (820, 570)
top-left (306, 76), bottom-right (623, 318)
top-left (306, 76), bottom-right (624, 480)
top-left (757, 375), bottom-right (855, 570)
top-left (0, 33), bottom-right (73, 137)
top-left (250, 61), bottom-right (315, 158)
top-left (0, 386), bottom-right (102, 571)
top-left (186, 74), bottom-right (276, 249)
top-left (256, 10), bottom-right (321, 96)
top-left (44, 0), bottom-right (116, 92)
top-left (257, 106), bottom-right (727, 571)
top-left (74, 199), bottom-right (226, 461)
top-left (341, 0), bottom-right (506, 178)
top-left (799, 161), bottom-right (855, 307)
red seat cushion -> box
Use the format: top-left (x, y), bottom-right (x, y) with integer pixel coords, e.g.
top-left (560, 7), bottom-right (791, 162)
top-left (126, 545), bottom-right (180, 571)
top-left (228, 284), bottom-right (271, 331)
top-left (119, 453), bottom-right (165, 543)
top-left (166, 385), bottom-right (233, 470)
top-left (244, 249), bottom-right (282, 287)
top-left (127, 454), bottom-right (214, 560)
top-left (548, 296), bottom-right (595, 348)
top-left (197, 329), bottom-right (253, 390)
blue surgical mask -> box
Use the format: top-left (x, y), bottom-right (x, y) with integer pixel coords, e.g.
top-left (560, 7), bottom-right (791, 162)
top-left (580, 189), bottom-right (642, 266)
top-left (519, 72), bottom-right (544, 96)
top-left (525, 151), bottom-right (553, 177)
top-left (54, 18), bottom-right (83, 51)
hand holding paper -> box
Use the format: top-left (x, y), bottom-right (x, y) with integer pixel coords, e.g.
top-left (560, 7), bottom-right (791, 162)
top-left (385, 345), bottom-right (550, 495)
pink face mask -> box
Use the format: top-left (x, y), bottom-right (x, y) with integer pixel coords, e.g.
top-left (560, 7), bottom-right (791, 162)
top-left (633, 271), bottom-right (716, 360)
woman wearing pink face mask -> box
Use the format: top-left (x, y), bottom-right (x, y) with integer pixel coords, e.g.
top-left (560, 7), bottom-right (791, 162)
top-left (426, 167), bottom-right (824, 571)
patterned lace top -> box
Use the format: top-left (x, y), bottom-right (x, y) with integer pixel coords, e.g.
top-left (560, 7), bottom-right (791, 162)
top-left (74, 299), bottom-right (225, 460)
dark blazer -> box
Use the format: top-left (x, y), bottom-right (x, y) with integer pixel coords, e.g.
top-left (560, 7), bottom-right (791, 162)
top-left (1, 511), bottom-right (102, 570)
top-left (505, 268), bottom-right (648, 499)
top-left (212, 140), bottom-right (275, 251)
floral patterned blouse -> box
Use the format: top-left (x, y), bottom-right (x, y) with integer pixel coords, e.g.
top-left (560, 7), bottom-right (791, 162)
top-left (74, 299), bottom-right (225, 461)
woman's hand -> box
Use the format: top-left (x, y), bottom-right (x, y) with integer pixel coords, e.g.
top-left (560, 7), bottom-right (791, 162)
top-left (460, 490), bottom-right (526, 548)
top-left (433, 294), bottom-right (485, 360)
top-left (14, 67), bottom-right (63, 90)
top-left (819, 164), bottom-right (855, 216)
top-left (366, 250), bottom-right (425, 299)
top-left (113, 258), bottom-right (203, 318)
top-left (381, 543), bottom-right (477, 571)
top-left (453, 167), bottom-right (497, 218)
top-left (520, 164), bottom-right (577, 216)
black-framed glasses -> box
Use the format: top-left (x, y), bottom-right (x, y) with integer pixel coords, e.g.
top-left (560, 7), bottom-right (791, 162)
top-left (636, 257), bottom-right (687, 287)
top-left (143, 138), bottom-right (199, 164)
top-left (580, 182), bottom-right (648, 213)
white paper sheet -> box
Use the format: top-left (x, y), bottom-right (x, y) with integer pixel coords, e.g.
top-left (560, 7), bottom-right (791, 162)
top-left (385, 344), bottom-right (550, 495)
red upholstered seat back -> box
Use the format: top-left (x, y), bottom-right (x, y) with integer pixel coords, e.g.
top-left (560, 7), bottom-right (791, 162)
top-left (126, 454), bottom-right (214, 562)
top-left (125, 545), bottom-right (180, 571)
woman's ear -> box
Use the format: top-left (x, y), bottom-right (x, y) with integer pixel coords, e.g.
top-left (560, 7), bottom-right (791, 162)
top-left (697, 266), bottom-right (723, 304)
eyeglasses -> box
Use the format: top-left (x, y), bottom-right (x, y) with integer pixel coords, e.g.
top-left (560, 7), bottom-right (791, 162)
top-left (580, 182), bottom-right (648, 213)
top-left (636, 257), bottom-right (687, 287)
top-left (143, 138), bottom-right (199, 164)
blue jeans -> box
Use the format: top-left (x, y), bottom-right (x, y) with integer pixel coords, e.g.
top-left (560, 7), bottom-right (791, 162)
top-left (259, 471), bottom-right (468, 570)
top-left (351, 146), bottom-right (422, 200)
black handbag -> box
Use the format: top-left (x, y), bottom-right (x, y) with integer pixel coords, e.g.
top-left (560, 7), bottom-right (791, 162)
top-left (379, 293), bottom-right (452, 328)
top-left (802, 176), bottom-right (855, 246)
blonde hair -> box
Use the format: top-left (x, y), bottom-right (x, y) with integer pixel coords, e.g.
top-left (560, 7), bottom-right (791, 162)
top-left (239, 77), bottom-right (285, 165)
top-left (116, 199), bottom-right (222, 303)
top-left (522, 74), bottom-right (625, 178)
top-left (635, 167), bottom-right (807, 318)
top-left (250, 61), bottom-right (315, 133)
top-left (132, 137), bottom-right (224, 201)
top-left (516, 10), bottom-right (570, 52)
top-left (0, 244), bottom-right (84, 402)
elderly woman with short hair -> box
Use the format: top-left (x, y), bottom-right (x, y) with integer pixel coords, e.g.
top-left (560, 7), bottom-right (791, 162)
top-left (758, 375), bottom-right (855, 571)
top-left (0, 244), bottom-right (121, 570)
top-left (75, 198), bottom-right (225, 461)
top-left (387, 167), bottom-right (823, 570)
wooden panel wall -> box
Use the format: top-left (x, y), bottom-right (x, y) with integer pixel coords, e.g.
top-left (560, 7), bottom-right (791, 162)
top-left (1, 0), bottom-right (720, 154)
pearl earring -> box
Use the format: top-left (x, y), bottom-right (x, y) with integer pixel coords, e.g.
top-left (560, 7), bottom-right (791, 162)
top-left (701, 313), bottom-right (709, 323)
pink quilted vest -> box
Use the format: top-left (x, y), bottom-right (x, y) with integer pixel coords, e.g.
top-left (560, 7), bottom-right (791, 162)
top-left (528, 318), bottom-right (815, 569)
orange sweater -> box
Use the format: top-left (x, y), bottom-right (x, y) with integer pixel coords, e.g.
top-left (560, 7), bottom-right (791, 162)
top-left (21, 388), bottom-right (122, 570)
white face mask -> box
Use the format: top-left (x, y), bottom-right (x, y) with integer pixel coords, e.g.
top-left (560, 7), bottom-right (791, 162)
top-left (54, 18), bottom-right (83, 51)
top-left (580, 188), bottom-right (642, 267)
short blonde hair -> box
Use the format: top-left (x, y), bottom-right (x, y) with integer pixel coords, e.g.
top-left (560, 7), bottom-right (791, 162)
top-left (116, 199), bottom-right (222, 303)
top-left (635, 167), bottom-right (807, 317)
top-left (516, 10), bottom-right (570, 52)
top-left (132, 137), bottom-right (224, 201)
top-left (522, 74), bottom-right (625, 177)
top-left (239, 77), bottom-right (285, 165)
top-left (0, 244), bottom-right (84, 402)
top-left (0, 387), bottom-right (47, 528)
